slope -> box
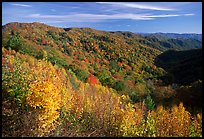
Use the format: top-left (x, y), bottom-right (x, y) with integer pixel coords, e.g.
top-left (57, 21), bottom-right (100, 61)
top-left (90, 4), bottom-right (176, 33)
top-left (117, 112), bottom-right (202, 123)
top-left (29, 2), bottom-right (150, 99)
top-left (2, 22), bottom-right (165, 97)
top-left (154, 49), bottom-right (202, 85)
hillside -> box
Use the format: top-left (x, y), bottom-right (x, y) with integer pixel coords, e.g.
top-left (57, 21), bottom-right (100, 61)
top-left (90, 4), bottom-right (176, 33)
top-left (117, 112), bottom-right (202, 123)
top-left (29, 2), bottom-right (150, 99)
top-left (2, 22), bottom-right (202, 137)
top-left (155, 49), bottom-right (202, 85)
top-left (2, 22), bottom-right (165, 95)
top-left (154, 49), bottom-right (202, 110)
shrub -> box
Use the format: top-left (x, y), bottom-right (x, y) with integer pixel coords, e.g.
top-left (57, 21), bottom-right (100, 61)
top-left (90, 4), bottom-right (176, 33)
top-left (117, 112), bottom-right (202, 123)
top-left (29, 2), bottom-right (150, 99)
top-left (151, 103), bottom-right (192, 137)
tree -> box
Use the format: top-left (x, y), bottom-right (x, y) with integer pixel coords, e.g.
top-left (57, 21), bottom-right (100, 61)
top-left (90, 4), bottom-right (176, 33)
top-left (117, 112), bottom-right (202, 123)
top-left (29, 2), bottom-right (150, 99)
top-left (7, 33), bottom-right (23, 51)
top-left (98, 69), bottom-right (111, 85)
top-left (75, 69), bottom-right (89, 82)
top-left (145, 94), bottom-right (155, 111)
top-left (113, 81), bottom-right (125, 91)
top-left (87, 74), bottom-right (97, 85)
top-left (47, 30), bottom-right (58, 40)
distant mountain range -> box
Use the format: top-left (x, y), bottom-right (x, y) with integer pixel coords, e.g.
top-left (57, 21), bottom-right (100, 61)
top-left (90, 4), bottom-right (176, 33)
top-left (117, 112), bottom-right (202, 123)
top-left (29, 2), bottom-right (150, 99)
top-left (135, 32), bottom-right (202, 51)
top-left (138, 32), bottom-right (202, 42)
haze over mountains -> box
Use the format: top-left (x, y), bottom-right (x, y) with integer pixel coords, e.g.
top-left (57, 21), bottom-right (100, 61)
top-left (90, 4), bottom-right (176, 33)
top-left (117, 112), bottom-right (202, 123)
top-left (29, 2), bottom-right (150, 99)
top-left (138, 32), bottom-right (202, 51)
top-left (139, 32), bottom-right (202, 41)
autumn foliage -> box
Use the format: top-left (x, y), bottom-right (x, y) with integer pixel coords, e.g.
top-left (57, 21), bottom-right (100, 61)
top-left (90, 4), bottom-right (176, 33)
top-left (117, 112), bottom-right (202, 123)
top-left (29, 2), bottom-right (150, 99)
top-left (1, 22), bottom-right (202, 137)
top-left (2, 48), bottom-right (202, 137)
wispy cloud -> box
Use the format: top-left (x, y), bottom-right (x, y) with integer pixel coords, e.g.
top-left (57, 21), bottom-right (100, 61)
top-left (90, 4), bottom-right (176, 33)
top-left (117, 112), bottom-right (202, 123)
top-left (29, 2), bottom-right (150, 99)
top-left (96, 2), bottom-right (175, 11)
top-left (146, 14), bottom-right (179, 18)
top-left (11, 3), bottom-right (32, 7)
top-left (183, 13), bottom-right (194, 16)
top-left (27, 13), bottom-right (154, 21)
top-left (147, 13), bottom-right (194, 18)
top-left (26, 13), bottom-right (194, 23)
top-left (51, 9), bottom-right (56, 12)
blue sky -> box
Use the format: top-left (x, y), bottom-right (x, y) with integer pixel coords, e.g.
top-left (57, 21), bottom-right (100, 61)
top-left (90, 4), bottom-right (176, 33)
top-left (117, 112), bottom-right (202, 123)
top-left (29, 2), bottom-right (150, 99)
top-left (2, 2), bottom-right (202, 33)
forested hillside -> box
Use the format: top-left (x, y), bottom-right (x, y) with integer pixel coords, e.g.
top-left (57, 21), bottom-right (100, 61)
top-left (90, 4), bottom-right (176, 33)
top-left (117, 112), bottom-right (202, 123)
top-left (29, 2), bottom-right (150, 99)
top-left (155, 49), bottom-right (202, 85)
top-left (2, 22), bottom-right (202, 137)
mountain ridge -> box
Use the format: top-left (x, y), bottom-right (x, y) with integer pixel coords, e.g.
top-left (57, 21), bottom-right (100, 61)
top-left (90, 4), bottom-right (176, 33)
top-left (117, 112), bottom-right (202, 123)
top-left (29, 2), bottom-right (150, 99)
top-left (3, 22), bottom-right (202, 41)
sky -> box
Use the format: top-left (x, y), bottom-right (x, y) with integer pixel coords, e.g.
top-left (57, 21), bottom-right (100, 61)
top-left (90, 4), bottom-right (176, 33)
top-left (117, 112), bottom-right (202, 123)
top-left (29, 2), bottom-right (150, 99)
top-left (2, 2), bottom-right (202, 34)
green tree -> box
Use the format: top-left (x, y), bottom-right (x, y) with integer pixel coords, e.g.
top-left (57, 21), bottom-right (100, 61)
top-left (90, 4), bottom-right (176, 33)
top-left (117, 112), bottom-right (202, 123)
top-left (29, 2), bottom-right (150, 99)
top-left (75, 69), bottom-right (89, 82)
top-left (98, 69), bottom-right (111, 85)
top-left (145, 94), bottom-right (155, 111)
top-left (113, 81), bottom-right (125, 91)
top-left (7, 33), bottom-right (23, 51)
top-left (47, 30), bottom-right (58, 40)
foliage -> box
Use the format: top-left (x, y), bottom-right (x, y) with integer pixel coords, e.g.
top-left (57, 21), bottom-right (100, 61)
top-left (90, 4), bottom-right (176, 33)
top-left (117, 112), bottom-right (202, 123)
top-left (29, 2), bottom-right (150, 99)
top-left (151, 103), bottom-right (192, 137)
top-left (2, 48), bottom-right (202, 137)
top-left (2, 22), bottom-right (202, 137)
top-left (2, 22), bottom-right (165, 95)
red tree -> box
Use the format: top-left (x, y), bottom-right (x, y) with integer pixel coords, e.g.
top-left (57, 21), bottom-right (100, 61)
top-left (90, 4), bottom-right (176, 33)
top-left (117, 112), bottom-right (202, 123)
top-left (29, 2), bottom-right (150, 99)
top-left (88, 74), bottom-right (97, 85)
top-left (2, 58), bottom-right (5, 66)
top-left (12, 26), bottom-right (17, 29)
top-left (84, 58), bottom-right (88, 63)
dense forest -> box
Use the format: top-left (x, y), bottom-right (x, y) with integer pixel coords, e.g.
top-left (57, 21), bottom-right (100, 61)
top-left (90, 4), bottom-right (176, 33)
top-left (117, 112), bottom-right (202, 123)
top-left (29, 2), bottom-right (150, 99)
top-left (2, 22), bottom-right (202, 137)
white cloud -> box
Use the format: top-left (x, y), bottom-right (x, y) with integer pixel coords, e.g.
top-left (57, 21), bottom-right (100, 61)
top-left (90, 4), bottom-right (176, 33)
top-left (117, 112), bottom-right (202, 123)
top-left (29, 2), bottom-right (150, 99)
top-left (96, 2), bottom-right (175, 11)
top-left (11, 3), bottom-right (32, 7)
top-left (26, 13), bottom-right (194, 23)
top-left (146, 13), bottom-right (194, 18)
